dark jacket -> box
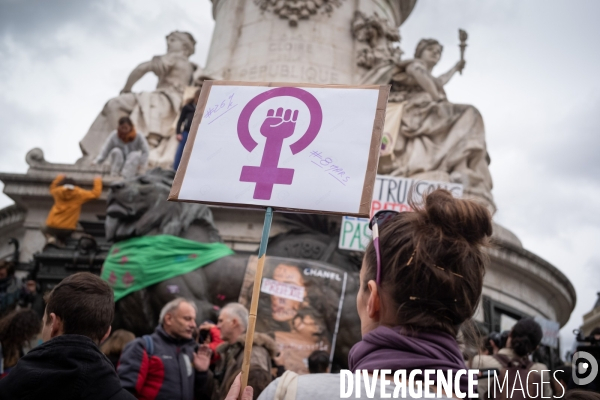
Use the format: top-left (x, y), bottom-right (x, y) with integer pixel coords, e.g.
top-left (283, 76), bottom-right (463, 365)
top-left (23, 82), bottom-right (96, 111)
top-left (0, 334), bottom-right (134, 400)
top-left (117, 325), bottom-right (207, 400)
top-left (215, 332), bottom-right (278, 400)
top-left (176, 103), bottom-right (196, 134)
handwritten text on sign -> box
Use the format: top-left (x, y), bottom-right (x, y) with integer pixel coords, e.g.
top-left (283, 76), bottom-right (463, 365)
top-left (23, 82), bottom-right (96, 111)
top-left (338, 176), bottom-right (463, 251)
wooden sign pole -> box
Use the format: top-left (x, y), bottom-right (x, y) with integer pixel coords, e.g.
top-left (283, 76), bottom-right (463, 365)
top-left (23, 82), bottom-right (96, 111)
top-left (240, 206), bottom-right (273, 399)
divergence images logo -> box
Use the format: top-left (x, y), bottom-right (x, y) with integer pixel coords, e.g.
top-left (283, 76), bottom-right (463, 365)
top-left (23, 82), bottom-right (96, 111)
top-left (237, 87), bottom-right (323, 200)
top-left (573, 351), bottom-right (599, 386)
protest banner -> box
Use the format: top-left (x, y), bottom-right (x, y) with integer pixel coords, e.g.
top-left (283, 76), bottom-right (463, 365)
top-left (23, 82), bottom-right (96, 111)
top-left (168, 81), bottom-right (389, 395)
top-left (239, 256), bottom-right (347, 374)
top-left (534, 316), bottom-right (560, 349)
top-left (169, 81), bottom-right (389, 217)
top-left (338, 175), bottom-right (463, 251)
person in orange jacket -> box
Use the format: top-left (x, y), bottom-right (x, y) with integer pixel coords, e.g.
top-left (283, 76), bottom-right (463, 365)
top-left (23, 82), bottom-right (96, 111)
top-left (44, 174), bottom-right (102, 245)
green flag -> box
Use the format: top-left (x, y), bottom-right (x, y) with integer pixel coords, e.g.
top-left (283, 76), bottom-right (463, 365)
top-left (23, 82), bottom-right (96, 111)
top-left (101, 235), bottom-right (234, 301)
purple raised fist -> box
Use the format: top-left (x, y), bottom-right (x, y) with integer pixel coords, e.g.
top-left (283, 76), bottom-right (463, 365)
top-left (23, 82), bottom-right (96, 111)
top-left (260, 107), bottom-right (299, 139)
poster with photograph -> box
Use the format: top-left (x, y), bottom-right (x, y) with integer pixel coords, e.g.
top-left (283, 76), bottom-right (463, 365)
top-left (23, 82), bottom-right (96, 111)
top-left (239, 256), bottom-right (348, 374)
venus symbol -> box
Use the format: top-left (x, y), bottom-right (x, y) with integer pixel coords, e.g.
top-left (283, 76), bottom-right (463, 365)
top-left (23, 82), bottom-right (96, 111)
top-left (237, 87), bottom-right (323, 200)
top-left (239, 107), bottom-right (299, 200)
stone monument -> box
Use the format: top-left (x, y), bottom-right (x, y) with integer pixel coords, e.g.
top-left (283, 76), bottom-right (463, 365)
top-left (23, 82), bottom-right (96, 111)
top-left (79, 31), bottom-right (199, 169)
top-left (196, 1), bottom-right (575, 366)
top-left (204, 0), bottom-right (493, 211)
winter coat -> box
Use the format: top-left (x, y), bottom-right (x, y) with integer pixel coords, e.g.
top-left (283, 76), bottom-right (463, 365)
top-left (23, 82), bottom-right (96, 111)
top-left (45, 174), bottom-right (102, 230)
top-left (215, 332), bottom-right (279, 400)
top-left (471, 347), bottom-right (551, 398)
top-left (95, 130), bottom-right (150, 166)
top-left (176, 103), bottom-right (196, 134)
top-left (117, 325), bottom-right (208, 400)
top-left (0, 334), bottom-right (135, 400)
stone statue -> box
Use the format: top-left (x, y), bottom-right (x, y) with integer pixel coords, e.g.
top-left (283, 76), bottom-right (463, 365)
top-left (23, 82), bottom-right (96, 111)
top-left (105, 168), bottom-right (219, 242)
top-left (79, 31), bottom-right (197, 169)
top-left (254, 0), bottom-right (344, 26)
top-left (369, 38), bottom-right (495, 212)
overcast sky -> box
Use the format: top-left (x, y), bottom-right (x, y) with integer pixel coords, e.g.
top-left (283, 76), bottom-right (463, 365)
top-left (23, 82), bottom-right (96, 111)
top-left (1, 0), bottom-right (599, 354)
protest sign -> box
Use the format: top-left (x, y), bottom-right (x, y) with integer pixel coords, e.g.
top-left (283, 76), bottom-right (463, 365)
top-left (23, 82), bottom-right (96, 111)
top-left (534, 316), bottom-right (560, 349)
top-left (168, 81), bottom-right (388, 392)
top-left (338, 175), bottom-right (463, 251)
top-left (239, 256), bottom-right (348, 374)
top-left (169, 81), bottom-right (389, 217)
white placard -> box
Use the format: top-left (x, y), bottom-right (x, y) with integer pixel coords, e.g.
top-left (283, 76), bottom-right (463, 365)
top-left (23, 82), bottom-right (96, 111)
top-left (170, 82), bottom-right (387, 217)
top-left (338, 175), bottom-right (463, 251)
top-left (260, 277), bottom-right (305, 302)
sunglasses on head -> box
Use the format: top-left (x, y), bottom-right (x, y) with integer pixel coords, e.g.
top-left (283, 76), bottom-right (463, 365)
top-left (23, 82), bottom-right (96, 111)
top-left (368, 210), bottom-right (401, 285)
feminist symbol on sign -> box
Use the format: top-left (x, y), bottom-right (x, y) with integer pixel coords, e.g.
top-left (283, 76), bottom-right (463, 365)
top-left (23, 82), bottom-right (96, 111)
top-left (238, 87), bottom-right (323, 200)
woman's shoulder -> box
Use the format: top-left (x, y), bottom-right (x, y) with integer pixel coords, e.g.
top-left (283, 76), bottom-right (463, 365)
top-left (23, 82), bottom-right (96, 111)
top-left (258, 373), bottom-right (454, 400)
top-left (258, 374), bottom-right (343, 400)
top-left (471, 353), bottom-right (502, 370)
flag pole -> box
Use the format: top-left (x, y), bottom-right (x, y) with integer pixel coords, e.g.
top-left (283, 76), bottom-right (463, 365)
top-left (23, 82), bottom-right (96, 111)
top-left (240, 206), bottom-right (273, 399)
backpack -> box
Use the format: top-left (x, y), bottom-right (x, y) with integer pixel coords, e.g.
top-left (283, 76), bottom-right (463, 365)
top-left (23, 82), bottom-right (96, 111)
top-left (488, 354), bottom-right (542, 400)
top-left (142, 335), bottom-right (154, 356)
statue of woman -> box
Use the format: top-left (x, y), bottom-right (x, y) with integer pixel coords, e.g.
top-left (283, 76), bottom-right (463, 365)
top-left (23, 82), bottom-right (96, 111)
top-left (79, 31), bottom-right (197, 169)
top-left (381, 38), bottom-right (495, 211)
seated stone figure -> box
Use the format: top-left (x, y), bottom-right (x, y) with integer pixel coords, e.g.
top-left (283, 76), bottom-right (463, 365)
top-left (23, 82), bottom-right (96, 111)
top-left (80, 31), bottom-right (197, 168)
top-left (94, 117), bottom-right (149, 179)
top-left (374, 38), bottom-right (495, 212)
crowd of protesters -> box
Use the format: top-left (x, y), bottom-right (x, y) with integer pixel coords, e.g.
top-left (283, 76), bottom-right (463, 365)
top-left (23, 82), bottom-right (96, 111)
top-left (0, 190), bottom-right (599, 400)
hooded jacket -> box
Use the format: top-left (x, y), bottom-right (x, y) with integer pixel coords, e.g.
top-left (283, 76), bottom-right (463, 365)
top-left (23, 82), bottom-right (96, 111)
top-left (471, 347), bottom-right (551, 398)
top-left (95, 130), bottom-right (150, 167)
top-left (117, 325), bottom-right (208, 400)
top-left (46, 174), bottom-right (102, 230)
top-left (215, 332), bottom-right (279, 400)
top-left (0, 334), bottom-right (134, 400)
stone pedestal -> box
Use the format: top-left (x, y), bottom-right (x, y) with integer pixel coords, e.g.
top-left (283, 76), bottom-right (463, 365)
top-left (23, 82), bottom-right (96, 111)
top-left (205, 0), bottom-right (416, 84)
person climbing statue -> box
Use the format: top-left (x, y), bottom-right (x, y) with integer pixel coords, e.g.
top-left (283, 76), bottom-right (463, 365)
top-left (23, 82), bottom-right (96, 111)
top-left (94, 116), bottom-right (149, 179)
top-left (44, 174), bottom-right (102, 246)
top-left (173, 88), bottom-right (200, 170)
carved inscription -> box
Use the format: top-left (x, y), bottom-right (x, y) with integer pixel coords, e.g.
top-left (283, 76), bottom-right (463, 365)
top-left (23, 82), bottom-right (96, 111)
top-left (237, 63), bottom-right (339, 84)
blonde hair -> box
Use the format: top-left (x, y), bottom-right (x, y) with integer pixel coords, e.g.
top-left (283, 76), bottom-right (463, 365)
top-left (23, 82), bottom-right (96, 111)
top-left (100, 329), bottom-right (135, 356)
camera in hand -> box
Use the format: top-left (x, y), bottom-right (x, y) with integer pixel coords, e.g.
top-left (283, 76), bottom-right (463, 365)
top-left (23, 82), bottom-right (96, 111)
top-left (198, 328), bottom-right (210, 343)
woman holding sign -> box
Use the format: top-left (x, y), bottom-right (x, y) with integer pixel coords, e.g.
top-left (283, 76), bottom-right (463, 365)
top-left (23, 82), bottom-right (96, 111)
top-left (251, 189), bottom-right (492, 399)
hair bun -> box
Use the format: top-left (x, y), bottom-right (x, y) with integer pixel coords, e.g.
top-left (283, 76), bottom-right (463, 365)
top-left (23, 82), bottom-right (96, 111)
top-left (422, 189), bottom-right (492, 244)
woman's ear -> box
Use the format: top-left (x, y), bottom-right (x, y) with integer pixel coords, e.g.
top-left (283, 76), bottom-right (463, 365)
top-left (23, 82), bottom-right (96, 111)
top-left (366, 280), bottom-right (381, 321)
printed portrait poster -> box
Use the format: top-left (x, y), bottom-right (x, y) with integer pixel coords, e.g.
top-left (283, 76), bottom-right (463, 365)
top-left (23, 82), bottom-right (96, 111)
top-left (169, 81), bottom-right (389, 217)
top-left (239, 256), bottom-right (348, 374)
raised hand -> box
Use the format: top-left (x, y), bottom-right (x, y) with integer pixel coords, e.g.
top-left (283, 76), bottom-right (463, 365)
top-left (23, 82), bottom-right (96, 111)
top-left (260, 107), bottom-right (299, 139)
top-left (193, 345), bottom-right (212, 372)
